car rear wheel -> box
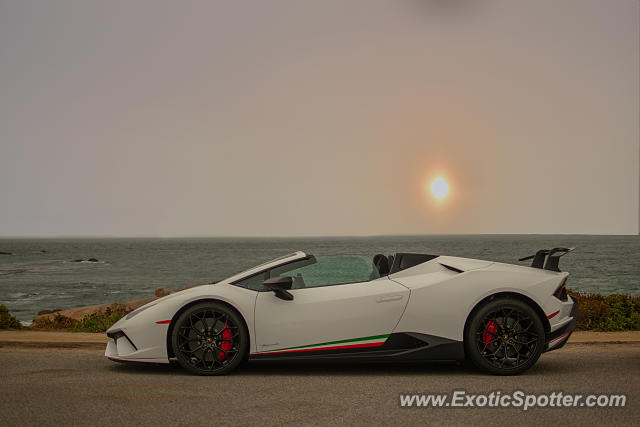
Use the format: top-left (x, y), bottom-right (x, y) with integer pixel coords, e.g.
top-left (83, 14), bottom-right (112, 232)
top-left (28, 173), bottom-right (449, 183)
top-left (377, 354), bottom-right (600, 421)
top-left (171, 302), bottom-right (248, 375)
top-left (465, 298), bottom-right (545, 375)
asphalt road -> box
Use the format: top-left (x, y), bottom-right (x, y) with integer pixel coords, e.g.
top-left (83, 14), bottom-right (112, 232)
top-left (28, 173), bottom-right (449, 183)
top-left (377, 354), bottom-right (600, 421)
top-left (1, 343), bottom-right (638, 426)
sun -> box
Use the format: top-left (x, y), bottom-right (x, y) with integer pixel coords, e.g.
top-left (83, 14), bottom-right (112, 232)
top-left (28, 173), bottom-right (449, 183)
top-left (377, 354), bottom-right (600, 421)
top-left (431, 177), bottom-right (449, 200)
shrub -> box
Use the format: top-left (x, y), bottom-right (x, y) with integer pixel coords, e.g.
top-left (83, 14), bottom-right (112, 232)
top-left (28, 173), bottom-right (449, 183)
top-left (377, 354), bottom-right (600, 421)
top-left (32, 305), bottom-right (128, 332)
top-left (0, 305), bottom-right (22, 329)
top-left (569, 290), bottom-right (640, 331)
top-left (71, 310), bottom-right (126, 333)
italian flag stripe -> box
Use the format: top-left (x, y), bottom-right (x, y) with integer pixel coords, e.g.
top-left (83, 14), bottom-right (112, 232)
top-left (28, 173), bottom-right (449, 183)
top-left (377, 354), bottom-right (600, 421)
top-left (255, 334), bottom-right (390, 355)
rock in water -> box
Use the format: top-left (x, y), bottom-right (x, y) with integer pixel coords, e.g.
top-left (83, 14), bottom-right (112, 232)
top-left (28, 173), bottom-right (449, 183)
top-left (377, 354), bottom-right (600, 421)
top-left (0, 251), bottom-right (12, 255)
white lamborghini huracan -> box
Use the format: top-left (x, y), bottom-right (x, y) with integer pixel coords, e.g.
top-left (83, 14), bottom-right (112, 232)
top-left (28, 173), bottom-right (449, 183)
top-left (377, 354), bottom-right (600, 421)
top-left (105, 249), bottom-right (578, 375)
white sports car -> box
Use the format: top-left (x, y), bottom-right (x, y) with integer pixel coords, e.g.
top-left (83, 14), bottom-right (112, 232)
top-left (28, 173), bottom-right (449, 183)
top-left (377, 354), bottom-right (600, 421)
top-left (105, 249), bottom-right (578, 375)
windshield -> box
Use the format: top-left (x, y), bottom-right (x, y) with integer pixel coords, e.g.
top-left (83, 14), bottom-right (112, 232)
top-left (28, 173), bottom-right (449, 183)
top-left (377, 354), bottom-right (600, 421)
top-left (251, 253), bottom-right (300, 270)
top-left (228, 252), bottom-right (302, 281)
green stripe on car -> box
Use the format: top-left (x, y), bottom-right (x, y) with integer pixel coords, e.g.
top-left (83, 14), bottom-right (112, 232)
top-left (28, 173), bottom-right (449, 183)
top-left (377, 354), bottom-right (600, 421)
top-left (268, 334), bottom-right (390, 352)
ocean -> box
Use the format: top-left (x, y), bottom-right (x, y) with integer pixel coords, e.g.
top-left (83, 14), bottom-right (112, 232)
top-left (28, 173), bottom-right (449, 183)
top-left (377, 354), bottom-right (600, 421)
top-left (0, 235), bottom-right (638, 323)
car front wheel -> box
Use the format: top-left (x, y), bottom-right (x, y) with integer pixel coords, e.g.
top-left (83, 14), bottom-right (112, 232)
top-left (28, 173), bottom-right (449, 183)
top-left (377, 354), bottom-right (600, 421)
top-left (171, 302), bottom-right (248, 375)
top-left (465, 298), bottom-right (545, 375)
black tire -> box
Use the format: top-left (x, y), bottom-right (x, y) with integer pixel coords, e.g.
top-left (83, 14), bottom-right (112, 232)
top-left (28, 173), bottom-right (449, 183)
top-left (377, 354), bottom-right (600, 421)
top-left (465, 298), bottom-right (545, 375)
top-left (171, 302), bottom-right (248, 376)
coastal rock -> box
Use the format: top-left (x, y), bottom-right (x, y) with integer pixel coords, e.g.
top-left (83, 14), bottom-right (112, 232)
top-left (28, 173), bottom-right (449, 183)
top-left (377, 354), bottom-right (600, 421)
top-left (33, 297), bottom-right (156, 324)
top-left (33, 297), bottom-right (156, 323)
top-left (87, 258), bottom-right (99, 262)
top-left (32, 286), bottom-right (195, 327)
top-left (0, 251), bottom-right (12, 255)
top-left (37, 309), bottom-right (62, 316)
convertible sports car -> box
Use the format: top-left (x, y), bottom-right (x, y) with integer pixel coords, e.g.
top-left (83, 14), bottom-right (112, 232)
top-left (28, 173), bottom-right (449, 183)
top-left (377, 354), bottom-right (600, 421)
top-left (105, 248), bottom-right (578, 375)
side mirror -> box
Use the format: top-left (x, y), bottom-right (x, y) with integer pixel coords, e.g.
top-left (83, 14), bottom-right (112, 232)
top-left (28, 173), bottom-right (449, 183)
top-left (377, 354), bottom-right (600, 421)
top-left (263, 276), bottom-right (294, 301)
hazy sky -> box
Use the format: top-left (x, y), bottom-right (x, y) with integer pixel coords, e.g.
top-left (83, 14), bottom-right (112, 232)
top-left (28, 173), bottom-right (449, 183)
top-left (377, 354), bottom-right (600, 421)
top-left (1, 0), bottom-right (638, 237)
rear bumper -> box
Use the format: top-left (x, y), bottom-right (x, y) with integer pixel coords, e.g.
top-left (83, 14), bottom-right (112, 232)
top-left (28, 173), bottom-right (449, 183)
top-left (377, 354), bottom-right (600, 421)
top-left (544, 296), bottom-right (578, 352)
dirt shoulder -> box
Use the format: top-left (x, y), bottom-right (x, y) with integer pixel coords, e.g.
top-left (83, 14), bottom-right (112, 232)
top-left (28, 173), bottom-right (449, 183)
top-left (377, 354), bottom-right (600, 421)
top-left (0, 330), bottom-right (108, 348)
top-left (0, 329), bottom-right (638, 349)
top-left (569, 331), bottom-right (640, 343)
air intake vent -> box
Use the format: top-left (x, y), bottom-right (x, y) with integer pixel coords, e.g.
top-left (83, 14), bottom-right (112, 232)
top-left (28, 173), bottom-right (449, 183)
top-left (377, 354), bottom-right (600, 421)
top-left (439, 263), bottom-right (463, 273)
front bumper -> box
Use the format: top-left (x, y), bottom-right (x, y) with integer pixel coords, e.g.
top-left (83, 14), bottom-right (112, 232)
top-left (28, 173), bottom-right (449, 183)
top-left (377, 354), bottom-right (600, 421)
top-left (105, 329), bottom-right (170, 363)
top-left (104, 321), bottom-right (171, 363)
top-left (544, 295), bottom-right (578, 352)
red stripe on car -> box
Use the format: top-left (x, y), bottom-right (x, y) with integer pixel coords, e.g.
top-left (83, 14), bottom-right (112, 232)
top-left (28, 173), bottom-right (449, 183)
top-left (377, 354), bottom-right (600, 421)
top-left (155, 320), bottom-right (171, 324)
top-left (547, 310), bottom-right (560, 319)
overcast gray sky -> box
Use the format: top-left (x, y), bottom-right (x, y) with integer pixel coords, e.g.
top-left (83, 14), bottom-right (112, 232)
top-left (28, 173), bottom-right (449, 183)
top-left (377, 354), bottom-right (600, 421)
top-left (0, 0), bottom-right (638, 237)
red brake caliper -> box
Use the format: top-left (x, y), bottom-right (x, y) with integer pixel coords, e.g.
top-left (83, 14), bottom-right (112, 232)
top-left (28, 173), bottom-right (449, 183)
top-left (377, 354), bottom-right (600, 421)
top-left (483, 319), bottom-right (498, 349)
top-left (217, 323), bottom-right (233, 361)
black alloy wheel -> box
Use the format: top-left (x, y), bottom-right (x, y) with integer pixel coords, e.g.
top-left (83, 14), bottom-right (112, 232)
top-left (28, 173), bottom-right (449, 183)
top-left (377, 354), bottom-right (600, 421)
top-left (171, 302), bottom-right (248, 375)
top-left (465, 298), bottom-right (545, 375)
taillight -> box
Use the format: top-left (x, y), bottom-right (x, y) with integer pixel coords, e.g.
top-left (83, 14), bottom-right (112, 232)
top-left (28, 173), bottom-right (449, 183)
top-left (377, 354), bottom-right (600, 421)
top-left (553, 278), bottom-right (568, 301)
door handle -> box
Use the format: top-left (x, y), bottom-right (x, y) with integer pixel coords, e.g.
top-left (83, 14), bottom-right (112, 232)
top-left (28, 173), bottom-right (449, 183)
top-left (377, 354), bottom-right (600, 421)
top-left (376, 295), bottom-right (403, 303)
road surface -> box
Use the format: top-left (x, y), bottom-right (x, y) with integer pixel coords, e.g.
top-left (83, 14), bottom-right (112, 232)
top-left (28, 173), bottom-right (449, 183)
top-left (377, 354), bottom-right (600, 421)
top-left (1, 343), bottom-right (638, 426)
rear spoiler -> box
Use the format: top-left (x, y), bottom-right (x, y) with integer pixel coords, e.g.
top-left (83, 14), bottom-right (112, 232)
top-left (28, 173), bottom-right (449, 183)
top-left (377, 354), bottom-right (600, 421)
top-left (518, 247), bottom-right (574, 272)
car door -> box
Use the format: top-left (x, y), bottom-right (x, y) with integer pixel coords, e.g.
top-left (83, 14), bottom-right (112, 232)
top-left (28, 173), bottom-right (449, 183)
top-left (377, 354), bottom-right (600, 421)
top-left (253, 255), bottom-right (409, 355)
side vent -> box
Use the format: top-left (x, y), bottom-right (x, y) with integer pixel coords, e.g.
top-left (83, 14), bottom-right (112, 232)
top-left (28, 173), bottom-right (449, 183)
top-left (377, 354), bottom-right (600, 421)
top-left (439, 263), bottom-right (464, 273)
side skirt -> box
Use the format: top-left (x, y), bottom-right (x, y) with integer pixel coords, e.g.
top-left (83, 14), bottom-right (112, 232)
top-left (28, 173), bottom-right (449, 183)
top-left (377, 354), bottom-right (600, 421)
top-left (248, 333), bottom-right (464, 362)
